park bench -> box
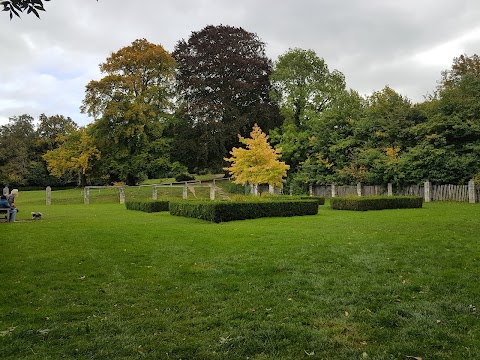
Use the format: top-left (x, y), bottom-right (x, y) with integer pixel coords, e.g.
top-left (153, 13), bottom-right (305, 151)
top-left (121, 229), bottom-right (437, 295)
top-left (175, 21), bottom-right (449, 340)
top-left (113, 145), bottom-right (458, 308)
top-left (0, 208), bottom-right (11, 222)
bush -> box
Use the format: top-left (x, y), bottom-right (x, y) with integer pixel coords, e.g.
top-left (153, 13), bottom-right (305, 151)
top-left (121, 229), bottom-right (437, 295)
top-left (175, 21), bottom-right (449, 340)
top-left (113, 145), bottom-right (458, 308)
top-left (125, 200), bottom-right (170, 213)
top-left (169, 199), bottom-right (319, 223)
top-left (330, 196), bottom-right (423, 211)
top-left (261, 194), bottom-right (325, 206)
top-left (175, 174), bottom-right (195, 182)
top-left (220, 181), bottom-right (247, 194)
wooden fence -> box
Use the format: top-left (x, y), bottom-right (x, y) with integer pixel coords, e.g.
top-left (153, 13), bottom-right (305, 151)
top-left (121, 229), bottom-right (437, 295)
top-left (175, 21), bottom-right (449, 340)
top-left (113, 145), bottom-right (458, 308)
top-left (310, 180), bottom-right (478, 203)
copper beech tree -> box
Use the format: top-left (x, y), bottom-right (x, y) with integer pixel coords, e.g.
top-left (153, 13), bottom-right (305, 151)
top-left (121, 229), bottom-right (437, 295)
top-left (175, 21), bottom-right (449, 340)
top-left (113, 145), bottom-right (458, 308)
top-left (224, 124), bottom-right (289, 193)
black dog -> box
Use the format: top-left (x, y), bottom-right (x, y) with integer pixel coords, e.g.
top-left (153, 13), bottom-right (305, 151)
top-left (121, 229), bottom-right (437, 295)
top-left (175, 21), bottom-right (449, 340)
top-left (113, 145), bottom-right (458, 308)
top-left (31, 212), bottom-right (42, 220)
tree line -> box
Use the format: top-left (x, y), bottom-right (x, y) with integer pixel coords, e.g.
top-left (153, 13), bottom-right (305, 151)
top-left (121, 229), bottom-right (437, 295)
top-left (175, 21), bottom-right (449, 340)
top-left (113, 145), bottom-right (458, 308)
top-left (1, 25), bottom-right (479, 191)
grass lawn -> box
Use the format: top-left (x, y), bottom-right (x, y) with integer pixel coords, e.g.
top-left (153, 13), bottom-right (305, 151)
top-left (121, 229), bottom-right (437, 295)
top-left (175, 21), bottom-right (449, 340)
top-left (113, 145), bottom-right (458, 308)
top-left (1, 195), bottom-right (479, 359)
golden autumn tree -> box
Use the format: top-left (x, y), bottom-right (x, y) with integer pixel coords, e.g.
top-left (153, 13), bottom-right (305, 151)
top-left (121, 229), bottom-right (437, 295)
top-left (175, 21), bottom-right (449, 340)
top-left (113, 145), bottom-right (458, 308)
top-left (224, 124), bottom-right (289, 191)
top-left (43, 126), bottom-right (100, 187)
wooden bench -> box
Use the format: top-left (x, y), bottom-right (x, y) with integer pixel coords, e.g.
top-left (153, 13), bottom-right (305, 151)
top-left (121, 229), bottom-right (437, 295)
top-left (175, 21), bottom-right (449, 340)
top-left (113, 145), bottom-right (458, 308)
top-left (0, 208), bottom-right (11, 222)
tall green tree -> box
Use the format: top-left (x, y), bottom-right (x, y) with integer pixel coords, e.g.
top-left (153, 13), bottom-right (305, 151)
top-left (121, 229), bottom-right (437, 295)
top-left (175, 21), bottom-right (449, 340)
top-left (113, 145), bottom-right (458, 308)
top-left (0, 114), bottom-right (36, 186)
top-left (172, 25), bottom-right (281, 172)
top-left (81, 38), bottom-right (177, 185)
top-left (270, 48), bottom-right (346, 129)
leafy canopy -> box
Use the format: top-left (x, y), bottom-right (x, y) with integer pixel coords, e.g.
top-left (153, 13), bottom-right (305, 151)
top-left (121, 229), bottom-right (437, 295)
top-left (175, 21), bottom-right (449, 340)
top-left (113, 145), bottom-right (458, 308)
top-left (224, 124), bottom-right (289, 187)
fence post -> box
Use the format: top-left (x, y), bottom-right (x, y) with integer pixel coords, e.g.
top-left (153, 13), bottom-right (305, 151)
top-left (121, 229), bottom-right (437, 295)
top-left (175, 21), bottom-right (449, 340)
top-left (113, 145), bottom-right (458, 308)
top-left (387, 183), bottom-right (393, 196)
top-left (357, 182), bottom-right (363, 197)
top-left (183, 183), bottom-right (188, 199)
top-left (46, 186), bottom-right (51, 205)
top-left (119, 187), bottom-right (125, 204)
top-left (152, 185), bottom-right (158, 200)
top-left (84, 187), bottom-right (90, 205)
top-left (331, 184), bottom-right (336, 198)
top-left (424, 181), bottom-right (431, 202)
top-left (210, 185), bottom-right (216, 200)
top-left (2, 186), bottom-right (8, 195)
top-left (309, 184), bottom-right (313, 196)
top-left (268, 185), bottom-right (274, 194)
top-left (468, 179), bottom-right (476, 203)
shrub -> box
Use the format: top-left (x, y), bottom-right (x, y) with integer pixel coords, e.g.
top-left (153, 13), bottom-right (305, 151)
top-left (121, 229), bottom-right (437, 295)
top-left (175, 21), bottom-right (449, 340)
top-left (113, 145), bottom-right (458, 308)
top-left (330, 196), bottom-right (423, 211)
top-left (175, 173), bottom-right (195, 182)
top-left (169, 199), bottom-right (319, 223)
top-left (125, 200), bottom-right (170, 213)
top-left (220, 181), bottom-right (247, 194)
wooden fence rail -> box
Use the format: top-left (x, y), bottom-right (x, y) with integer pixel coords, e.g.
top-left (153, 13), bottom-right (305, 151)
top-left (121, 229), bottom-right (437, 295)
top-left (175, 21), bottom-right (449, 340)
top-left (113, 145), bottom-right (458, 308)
top-left (310, 180), bottom-right (478, 203)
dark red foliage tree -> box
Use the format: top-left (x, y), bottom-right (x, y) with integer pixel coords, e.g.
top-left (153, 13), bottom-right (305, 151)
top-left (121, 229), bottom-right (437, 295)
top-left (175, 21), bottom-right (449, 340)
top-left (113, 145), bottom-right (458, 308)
top-left (172, 24), bottom-right (281, 172)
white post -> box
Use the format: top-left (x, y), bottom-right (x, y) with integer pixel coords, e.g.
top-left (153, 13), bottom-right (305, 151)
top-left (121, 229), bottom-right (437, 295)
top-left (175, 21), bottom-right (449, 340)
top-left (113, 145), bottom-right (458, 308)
top-left (424, 181), bottom-right (431, 202)
top-left (357, 182), bottom-right (362, 197)
top-left (387, 183), bottom-right (393, 196)
top-left (2, 187), bottom-right (8, 195)
top-left (183, 183), bottom-right (188, 199)
top-left (46, 186), bottom-right (51, 205)
top-left (331, 184), bottom-right (336, 198)
top-left (84, 187), bottom-right (90, 205)
top-left (252, 184), bottom-right (259, 196)
top-left (269, 185), bottom-right (275, 194)
top-left (210, 185), bottom-right (215, 200)
top-left (152, 185), bottom-right (158, 200)
top-left (468, 179), bottom-right (476, 203)
top-left (119, 187), bottom-right (125, 204)
top-left (309, 184), bottom-right (313, 196)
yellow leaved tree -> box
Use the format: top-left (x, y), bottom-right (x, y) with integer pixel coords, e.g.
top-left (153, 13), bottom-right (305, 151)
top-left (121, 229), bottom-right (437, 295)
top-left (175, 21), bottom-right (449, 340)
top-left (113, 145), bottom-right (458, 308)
top-left (43, 126), bottom-right (100, 187)
top-left (224, 124), bottom-right (289, 193)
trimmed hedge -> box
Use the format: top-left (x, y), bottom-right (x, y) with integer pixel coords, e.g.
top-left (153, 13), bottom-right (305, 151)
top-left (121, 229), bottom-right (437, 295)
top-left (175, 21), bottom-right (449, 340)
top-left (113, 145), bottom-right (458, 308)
top-left (260, 194), bottom-right (325, 206)
top-left (125, 200), bottom-right (170, 213)
top-left (330, 196), bottom-right (423, 211)
top-left (169, 199), bottom-right (319, 223)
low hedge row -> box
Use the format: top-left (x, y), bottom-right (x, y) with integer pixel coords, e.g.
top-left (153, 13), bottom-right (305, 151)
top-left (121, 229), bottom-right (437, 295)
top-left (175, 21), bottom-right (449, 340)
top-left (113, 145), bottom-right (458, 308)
top-left (125, 200), bottom-right (170, 213)
top-left (330, 196), bottom-right (423, 211)
top-left (169, 199), bottom-right (319, 223)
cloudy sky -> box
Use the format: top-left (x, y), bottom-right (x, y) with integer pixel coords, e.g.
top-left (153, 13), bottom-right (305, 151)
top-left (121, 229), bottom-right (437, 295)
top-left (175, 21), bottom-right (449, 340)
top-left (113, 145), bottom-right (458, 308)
top-left (1, 0), bottom-right (480, 126)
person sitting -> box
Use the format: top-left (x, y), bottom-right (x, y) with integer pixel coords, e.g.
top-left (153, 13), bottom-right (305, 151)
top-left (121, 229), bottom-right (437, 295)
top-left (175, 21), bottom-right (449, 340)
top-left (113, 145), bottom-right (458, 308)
top-left (8, 189), bottom-right (18, 208)
top-left (0, 194), bottom-right (17, 222)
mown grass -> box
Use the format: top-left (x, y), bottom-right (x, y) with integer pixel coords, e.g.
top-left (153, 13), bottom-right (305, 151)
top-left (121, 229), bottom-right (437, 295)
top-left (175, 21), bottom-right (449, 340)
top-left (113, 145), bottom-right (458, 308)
top-left (1, 194), bottom-right (479, 359)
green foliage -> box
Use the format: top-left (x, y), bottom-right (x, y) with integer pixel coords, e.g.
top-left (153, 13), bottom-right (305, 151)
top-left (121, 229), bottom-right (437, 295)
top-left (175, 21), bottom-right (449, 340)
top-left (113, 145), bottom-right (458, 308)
top-left (330, 196), bottom-right (423, 211)
top-left (125, 200), bottom-right (169, 213)
top-left (218, 181), bottom-right (247, 194)
top-left (169, 199), bottom-right (319, 222)
top-left (175, 173), bottom-right (195, 182)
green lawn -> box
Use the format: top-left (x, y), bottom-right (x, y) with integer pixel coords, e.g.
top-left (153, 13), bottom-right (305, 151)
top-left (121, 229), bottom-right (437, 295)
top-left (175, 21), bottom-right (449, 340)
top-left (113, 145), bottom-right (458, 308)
top-left (1, 197), bottom-right (479, 359)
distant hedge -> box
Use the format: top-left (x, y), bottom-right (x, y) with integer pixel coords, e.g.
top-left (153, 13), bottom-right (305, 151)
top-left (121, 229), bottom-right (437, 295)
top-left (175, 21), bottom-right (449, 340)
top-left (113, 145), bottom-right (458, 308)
top-left (330, 196), bottom-right (423, 211)
top-left (125, 200), bottom-right (169, 213)
top-left (260, 194), bottom-right (325, 206)
top-left (169, 199), bottom-right (319, 222)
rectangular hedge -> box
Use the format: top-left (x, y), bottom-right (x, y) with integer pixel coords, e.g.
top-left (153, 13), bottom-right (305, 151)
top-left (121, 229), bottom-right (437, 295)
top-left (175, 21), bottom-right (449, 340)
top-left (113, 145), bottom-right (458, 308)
top-left (169, 199), bottom-right (319, 223)
top-left (330, 196), bottom-right (423, 211)
top-left (125, 200), bottom-right (170, 213)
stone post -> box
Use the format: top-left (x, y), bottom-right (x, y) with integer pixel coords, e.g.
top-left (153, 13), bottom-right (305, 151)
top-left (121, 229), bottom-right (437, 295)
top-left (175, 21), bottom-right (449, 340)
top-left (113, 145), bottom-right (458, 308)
top-left (357, 182), bottom-right (362, 197)
top-left (468, 179), bottom-right (476, 203)
top-left (210, 185), bottom-right (215, 200)
top-left (152, 185), bottom-right (158, 200)
top-left (331, 184), bottom-right (336, 198)
top-left (46, 186), bottom-right (51, 205)
top-left (269, 185), bottom-right (275, 194)
top-left (309, 184), bottom-right (313, 196)
top-left (182, 183), bottom-right (188, 199)
top-left (84, 187), bottom-right (90, 205)
top-left (387, 183), bottom-right (393, 196)
top-left (2, 186), bottom-right (8, 195)
top-left (119, 187), bottom-right (125, 204)
top-left (424, 181), bottom-right (431, 202)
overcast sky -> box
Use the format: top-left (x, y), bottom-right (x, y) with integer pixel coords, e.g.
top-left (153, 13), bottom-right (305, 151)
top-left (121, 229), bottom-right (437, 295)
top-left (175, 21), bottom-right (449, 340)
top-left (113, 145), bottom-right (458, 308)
top-left (1, 0), bottom-right (480, 126)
